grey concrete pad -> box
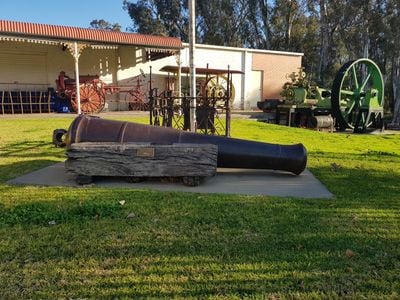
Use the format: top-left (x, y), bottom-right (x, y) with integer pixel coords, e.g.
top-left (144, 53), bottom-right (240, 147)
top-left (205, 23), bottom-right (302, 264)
top-left (7, 162), bottom-right (333, 198)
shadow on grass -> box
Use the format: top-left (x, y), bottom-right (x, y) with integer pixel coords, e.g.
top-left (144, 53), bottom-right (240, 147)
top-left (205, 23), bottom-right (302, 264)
top-left (0, 140), bottom-right (63, 158)
top-left (0, 162), bottom-right (398, 226)
top-left (0, 173), bottom-right (400, 298)
top-left (0, 190), bottom-right (399, 298)
top-left (0, 159), bottom-right (60, 182)
top-left (0, 159), bottom-right (399, 297)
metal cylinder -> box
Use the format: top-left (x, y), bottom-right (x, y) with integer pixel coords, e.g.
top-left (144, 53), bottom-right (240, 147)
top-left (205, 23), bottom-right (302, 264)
top-left (66, 115), bottom-right (307, 175)
top-left (308, 115), bottom-right (334, 129)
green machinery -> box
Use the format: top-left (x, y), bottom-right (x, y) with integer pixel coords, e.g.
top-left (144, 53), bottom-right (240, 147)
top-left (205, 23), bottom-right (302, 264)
top-left (260, 58), bottom-right (384, 132)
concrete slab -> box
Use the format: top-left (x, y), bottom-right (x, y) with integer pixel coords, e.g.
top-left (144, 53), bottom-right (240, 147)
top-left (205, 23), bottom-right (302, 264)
top-left (7, 163), bottom-right (333, 198)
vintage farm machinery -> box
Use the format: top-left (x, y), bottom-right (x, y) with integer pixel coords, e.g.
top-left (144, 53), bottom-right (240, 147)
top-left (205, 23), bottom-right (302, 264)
top-left (148, 65), bottom-right (240, 136)
top-left (55, 71), bottom-right (149, 114)
top-left (258, 58), bottom-right (385, 132)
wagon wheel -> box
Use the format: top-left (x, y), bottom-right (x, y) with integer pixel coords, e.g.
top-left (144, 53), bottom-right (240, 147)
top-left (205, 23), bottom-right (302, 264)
top-left (70, 83), bottom-right (105, 114)
top-left (204, 75), bottom-right (235, 107)
top-left (331, 58), bottom-right (384, 132)
top-left (126, 90), bottom-right (148, 111)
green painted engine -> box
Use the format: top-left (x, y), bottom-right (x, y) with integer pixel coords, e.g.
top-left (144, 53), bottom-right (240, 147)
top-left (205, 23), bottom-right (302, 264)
top-left (265, 58), bottom-right (385, 132)
top-left (280, 69), bottom-right (331, 109)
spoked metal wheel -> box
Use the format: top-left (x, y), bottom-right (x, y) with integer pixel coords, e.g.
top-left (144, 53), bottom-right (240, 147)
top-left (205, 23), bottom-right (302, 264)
top-left (70, 83), bottom-right (105, 114)
top-left (204, 75), bottom-right (235, 106)
top-left (331, 58), bottom-right (384, 132)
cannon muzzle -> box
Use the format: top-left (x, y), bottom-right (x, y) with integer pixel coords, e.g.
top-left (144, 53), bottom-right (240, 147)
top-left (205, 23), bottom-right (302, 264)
top-left (65, 115), bottom-right (307, 175)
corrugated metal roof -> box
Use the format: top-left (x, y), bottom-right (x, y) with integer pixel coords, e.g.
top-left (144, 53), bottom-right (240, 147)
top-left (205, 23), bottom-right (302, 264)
top-left (0, 20), bottom-right (182, 49)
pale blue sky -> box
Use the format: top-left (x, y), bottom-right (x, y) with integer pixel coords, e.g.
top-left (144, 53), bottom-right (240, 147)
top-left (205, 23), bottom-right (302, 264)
top-left (0, 0), bottom-right (133, 31)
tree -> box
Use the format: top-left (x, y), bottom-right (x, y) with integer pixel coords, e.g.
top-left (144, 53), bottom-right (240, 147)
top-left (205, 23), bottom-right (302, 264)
top-left (123, 0), bottom-right (188, 40)
top-left (196, 0), bottom-right (247, 46)
top-left (245, 0), bottom-right (272, 49)
top-left (123, 0), bottom-right (248, 45)
top-left (386, 0), bottom-right (400, 125)
top-left (89, 19), bottom-right (121, 31)
top-left (122, 0), bottom-right (400, 121)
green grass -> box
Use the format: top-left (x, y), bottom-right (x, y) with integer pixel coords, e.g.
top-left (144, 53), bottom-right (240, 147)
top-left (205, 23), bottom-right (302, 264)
top-left (0, 116), bottom-right (399, 299)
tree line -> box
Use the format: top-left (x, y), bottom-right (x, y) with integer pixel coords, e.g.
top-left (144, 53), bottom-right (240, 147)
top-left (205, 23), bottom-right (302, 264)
top-left (93, 0), bottom-right (400, 124)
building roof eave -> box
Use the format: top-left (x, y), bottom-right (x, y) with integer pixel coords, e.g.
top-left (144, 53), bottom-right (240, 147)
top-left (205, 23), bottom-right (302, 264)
top-left (0, 20), bottom-right (183, 50)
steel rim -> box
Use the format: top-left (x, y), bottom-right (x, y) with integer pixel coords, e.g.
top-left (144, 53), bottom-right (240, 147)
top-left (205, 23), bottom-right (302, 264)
top-left (205, 75), bottom-right (235, 106)
top-left (331, 58), bottom-right (384, 130)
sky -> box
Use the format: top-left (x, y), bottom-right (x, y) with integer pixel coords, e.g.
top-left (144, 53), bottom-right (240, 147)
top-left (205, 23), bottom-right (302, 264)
top-left (0, 0), bottom-right (133, 31)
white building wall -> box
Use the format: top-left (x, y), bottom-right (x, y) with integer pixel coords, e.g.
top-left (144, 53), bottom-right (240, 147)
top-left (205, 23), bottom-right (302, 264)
top-left (0, 42), bottom-right (51, 90)
top-left (242, 50), bottom-right (255, 109)
top-left (0, 41), bottom-right (120, 89)
top-left (181, 46), bottom-right (243, 109)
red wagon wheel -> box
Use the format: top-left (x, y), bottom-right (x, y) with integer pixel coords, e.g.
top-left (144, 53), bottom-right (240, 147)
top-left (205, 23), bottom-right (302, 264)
top-left (70, 82), bottom-right (105, 114)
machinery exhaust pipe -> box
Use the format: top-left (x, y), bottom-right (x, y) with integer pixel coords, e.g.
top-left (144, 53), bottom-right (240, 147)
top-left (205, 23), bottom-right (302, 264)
top-left (65, 115), bottom-right (307, 175)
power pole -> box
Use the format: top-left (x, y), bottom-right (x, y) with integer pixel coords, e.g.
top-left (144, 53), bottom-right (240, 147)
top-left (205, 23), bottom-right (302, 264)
top-left (189, 0), bottom-right (196, 132)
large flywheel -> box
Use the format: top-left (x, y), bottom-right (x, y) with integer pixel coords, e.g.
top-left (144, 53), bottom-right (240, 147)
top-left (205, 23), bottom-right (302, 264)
top-left (331, 58), bottom-right (384, 132)
top-left (204, 75), bottom-right (235, 106)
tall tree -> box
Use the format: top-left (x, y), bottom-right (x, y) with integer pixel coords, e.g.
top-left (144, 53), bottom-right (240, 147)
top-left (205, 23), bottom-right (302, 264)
top-left (89, 19), bottom-right (121, 31)
top-left (123, 0), bottom-right (400, 121)
top-left (386, 0), bottom-right (400, 125)
top-left (123, 0), bottom-right (187, 40)
top-left (245, 0), bottom-right (272, 49)
top-left (270, 0), bottom-right (303, 50)
top-left (196, 0), bottom-right (247, 46)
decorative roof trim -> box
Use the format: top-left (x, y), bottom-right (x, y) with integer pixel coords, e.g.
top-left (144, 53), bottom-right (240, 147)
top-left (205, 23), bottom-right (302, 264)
top-left (0, 35), bottom-right (60, 45)
top-left (0, 20), bottom-right (182, 50)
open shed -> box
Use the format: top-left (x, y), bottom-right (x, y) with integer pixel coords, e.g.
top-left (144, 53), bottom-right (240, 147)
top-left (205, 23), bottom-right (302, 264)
top-left (0, 20), bottom-right (182, 113)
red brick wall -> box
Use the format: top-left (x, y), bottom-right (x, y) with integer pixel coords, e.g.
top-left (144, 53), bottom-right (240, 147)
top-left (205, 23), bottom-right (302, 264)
top-left (252, 53), bottom-right (302, 100)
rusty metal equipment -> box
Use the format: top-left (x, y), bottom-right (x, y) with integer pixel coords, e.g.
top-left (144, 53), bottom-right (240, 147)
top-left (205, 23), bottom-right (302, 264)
top-left (62, 115), bottom-right (307, 175)
top-left (56, 72), bottom-right (104, 114)
top-left (55, 71), bottom-right (149, 114)
top-left (147, 65), bottom-right (241, 137)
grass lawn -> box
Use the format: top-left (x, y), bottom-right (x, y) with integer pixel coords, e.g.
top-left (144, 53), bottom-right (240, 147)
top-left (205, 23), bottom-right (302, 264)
top-left (0, 115), bottom-right (399, 299)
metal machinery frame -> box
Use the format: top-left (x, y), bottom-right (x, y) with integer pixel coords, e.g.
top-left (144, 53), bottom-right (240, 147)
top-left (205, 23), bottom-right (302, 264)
top-left (55, 71), bottom-right (149, 114)
top-left (0, 83), bottom-right (54, 114)
top-left (148, 65), bottom-right (243, 136)
top-left (258, 58), bottom-right (384, 133)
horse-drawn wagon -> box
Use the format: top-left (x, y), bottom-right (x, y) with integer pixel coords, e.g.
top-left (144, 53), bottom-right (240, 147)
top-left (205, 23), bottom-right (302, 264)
top-left (55, 71), bottom-right (149, 114)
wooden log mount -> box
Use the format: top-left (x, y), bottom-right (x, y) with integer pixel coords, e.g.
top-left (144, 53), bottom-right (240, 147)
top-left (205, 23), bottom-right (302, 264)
top-left (65, 142), bottom-right (218, 186)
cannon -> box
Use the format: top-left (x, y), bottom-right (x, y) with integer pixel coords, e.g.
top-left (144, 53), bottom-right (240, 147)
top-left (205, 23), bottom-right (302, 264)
top-left (258, 58), bottom-right (384, 133)
top-left (60, 115), bottom-right (307, 177)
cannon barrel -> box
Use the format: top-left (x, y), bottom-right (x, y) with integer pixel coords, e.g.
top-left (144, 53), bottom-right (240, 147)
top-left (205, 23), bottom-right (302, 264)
top-left (66, 115), bottom-right (307, 175)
